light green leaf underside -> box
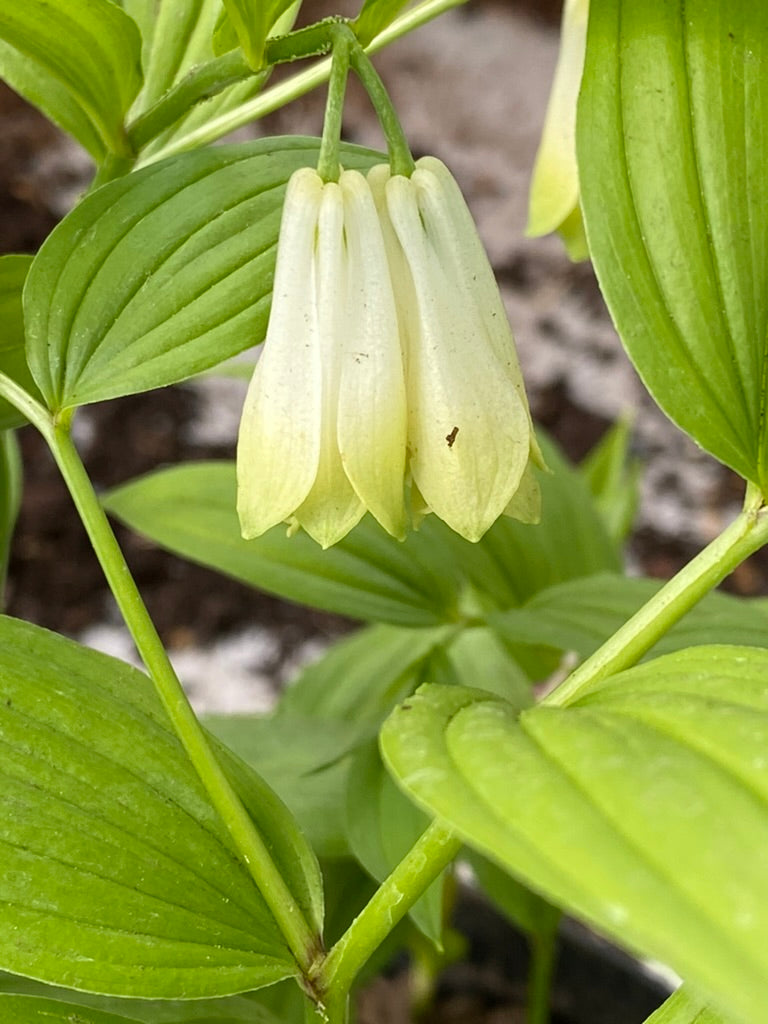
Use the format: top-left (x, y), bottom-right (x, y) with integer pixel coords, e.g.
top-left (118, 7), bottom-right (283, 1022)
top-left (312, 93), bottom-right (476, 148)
top-left (0, 615), bottom-right (314, 998)
top-left (0, 0), bottom-right (142, 160)
top-left (103, 462), bottom-right (458, 626)
top-left (492, 572), bottom-right (768, 661)
top-left (0, 256), bottom-right (38, 430)
top-left (24, 138), bottom-right (381, 411)
top-left (578, 0), bottom-right (768, 489)
top-left (381, 645), bottom-right (768, 1023)
top-left (646, 986), bottom-right (737, 1024)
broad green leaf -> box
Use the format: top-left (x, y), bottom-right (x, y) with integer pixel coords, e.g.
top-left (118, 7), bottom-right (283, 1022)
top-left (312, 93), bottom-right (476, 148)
top-left (104, 462), bottom-right (459, 626)
top-left (417, 433), bottom-right (622, 611)
top-left (0, 255), bottom-right (39, 430)
top-left (580, 417), bottom-right (641, 545)
top-left (0, 615), bottom-right (312, 998)
top-left (280, 624), bottom-right (454, 723)
top-left (492, 572), bottom-right (768, 664)
top-left (381, 646), bottom-right (768, 1023)
top-left (221, 0), bottom-right (296, 67)
top-left (346, 743), bottom-right (444, 945)
top-left (0, 994), bottom-right (143, 1024)
top-left (0, 0), bottom-right (142, 160)
top-left (0, 431), bottom-right (21, 608)
top-left (24, 138), bottom-right (381, 412)
top-left (645, 986), bottom-right (735, 1024)
top-left (579, 0), bottom-right (768, 490)
top-left (425, 626), bottom-right (532, 707)
top-left (353, 0), bottom-right (410, 46)
top-left (0, 974), bottom-right (284, 1023)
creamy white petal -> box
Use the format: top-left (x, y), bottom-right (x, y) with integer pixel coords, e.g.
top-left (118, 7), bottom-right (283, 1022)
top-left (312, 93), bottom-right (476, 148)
top-left (295, 179), bottom-right (364, 547)
top-left (412, 159), bottom-right (548, 473)
top-left (237, 168), bottom-right (324, 538)
top-left (385, 172), bottom-right (530, 541)
top-left (336, 169), bottom-right (407, 540)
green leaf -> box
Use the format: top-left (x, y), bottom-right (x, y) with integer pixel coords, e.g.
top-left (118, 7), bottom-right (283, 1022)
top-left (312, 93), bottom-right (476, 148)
top-left (104, 462), bottom-right (459, 626)
top-left (24, 138), bottom-right (381, 412)
top-left (417, 434), bottom-right (622, 611)
top-left (346, 743), bottom-right (444, 945)
top-left (0, 431), bottom-right (21, 608)
top-left (353, 0), bottom-right (410, 47)
top-left (0, 0), bottom-right (142, 160)
top-left (0, 255), bottom-right (40, 430)
top-left (580, 417), bottom-right (641, 545)
top-left (0, 975), bottom-right (283, 1023)
top-left (381, 646), bottom-right (768, 1023)
top-left (221, 0), bottom-right (297, 67)
top-left (578, 0), bottom-right (768, 490)
top-left (644, 986), bottom-right (736, 1024)
top-left (425, 626), bottom-right (532, 708)
top-left (0, 994), bottom-right (143, 1024)
top-left (492, 572), bottom-right (768, 663)
top-left (0, 615), bottom-right (305, 998)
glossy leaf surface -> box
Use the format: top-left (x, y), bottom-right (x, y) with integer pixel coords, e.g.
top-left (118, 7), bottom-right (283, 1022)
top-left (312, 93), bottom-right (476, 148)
top-left (579, 0), bottom-right (768, 489)
top-left (0, 616), bottom-right (309, 997)
top-left (382, 646), bottom-right (768, 1023)
top-left (0, 0), bottom-right (142, 160)
top-left (0, 256), bottom-right (38, 430)
top-left (24, 139), bottom-right (379, 411)
top-left (104, 462), bottom-right (458, 626)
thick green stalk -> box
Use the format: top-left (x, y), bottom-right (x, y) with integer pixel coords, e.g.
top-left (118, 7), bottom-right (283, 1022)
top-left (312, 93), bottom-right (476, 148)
top-left (545, 485), bottom-right (768, 707)
top-left (527, 930), bottom-right (557, 1024)
top-left (313, 820), bottom-right (461, 1022)
top-left (136, 0), bottom-right (468, 167)
top-left (40, 414), bottom-right (319, 972)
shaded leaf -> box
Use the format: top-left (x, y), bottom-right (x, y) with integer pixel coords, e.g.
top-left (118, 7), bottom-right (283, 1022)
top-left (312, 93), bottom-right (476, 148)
top-left (0, 0), bottom-right (142, 160)
top-left (221, 0), bottom-right (297, 67)
top-left (580, 417), bottom-right (641, 545)
top-left (0, 431), bottom-right (21, 608)
top-left (0, 615), bottom-right (309, 997)
top-left (25, 138), bottom-right (381, 411)
top-left (346, 743), bottom-right (444, 945)
top-left (104, 462), bottom-right (459, 626)
top-left (0, 255), bottom-right (40, 430)
top-left (491, 573), bottom-right (768, 664)
top-left (381, 646), bottom-right (768, 1023)
top-left (579, 0), bottom-right (768, 489)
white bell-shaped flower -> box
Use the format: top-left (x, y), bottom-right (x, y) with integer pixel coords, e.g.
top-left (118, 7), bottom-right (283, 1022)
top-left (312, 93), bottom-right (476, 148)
top-left (369, 157), bottom-right (544, 542)
top-left (237, 166), bottom-right (408, 548)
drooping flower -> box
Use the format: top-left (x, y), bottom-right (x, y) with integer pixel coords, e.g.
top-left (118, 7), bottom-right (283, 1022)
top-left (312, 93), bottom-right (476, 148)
top-left (237, 157), bottom-right (543, 548)
top-left (237, 166), bottom-right (408, 548)
top-left (369, 157), bottom-right (545, 542)
top-left (527, 0), bottom-right (589, 261)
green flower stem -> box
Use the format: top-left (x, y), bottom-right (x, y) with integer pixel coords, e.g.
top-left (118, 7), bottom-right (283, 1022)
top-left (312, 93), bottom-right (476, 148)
top-left (349, 46), bottom-right (414, 177)
top-left (313, 819), bottom-right (461, 1022)
top-left (0, 430), bottom-right (22, 609)
top-left (527, 930), bottom-right (557, 1024)
top-left (38, 413), bottom-right (319, 972)
top-left (544, 485), bottom-right (768, 708)
top-left (126, 50), bottom-right (258, 154)
top-left (317, 31), bottom-right (352, 182)
top-left (136, 0), bottom-right (468, 167)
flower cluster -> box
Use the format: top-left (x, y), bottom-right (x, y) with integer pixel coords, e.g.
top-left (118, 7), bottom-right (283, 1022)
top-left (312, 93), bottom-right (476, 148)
top-left (237, 157), bottom-right (544, 548)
